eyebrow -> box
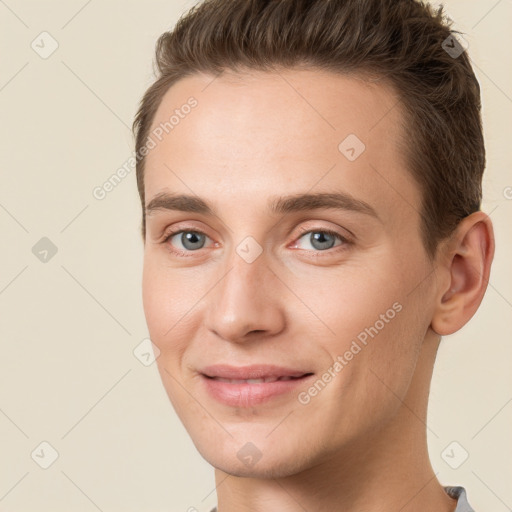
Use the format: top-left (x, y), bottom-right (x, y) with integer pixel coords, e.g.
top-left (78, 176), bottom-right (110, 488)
top-left (145, 191), bottom-right (380, 220)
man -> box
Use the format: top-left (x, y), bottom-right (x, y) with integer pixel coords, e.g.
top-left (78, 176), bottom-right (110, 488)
top-left (133, 0), bottom-right (494, 510)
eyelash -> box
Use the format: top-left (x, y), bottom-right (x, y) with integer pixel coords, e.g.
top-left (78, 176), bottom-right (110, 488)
top-left (161, 226), bottom-right (351, 258)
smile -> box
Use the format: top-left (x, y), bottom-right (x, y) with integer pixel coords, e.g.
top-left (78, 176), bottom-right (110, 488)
top-left (199, 365), bottom-right (314, 407)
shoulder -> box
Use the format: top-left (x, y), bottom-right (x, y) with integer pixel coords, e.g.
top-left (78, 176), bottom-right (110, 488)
top-left (444, 486), bottom-right (476, 512)
top-left (209, 488), bottom-right (474, 512)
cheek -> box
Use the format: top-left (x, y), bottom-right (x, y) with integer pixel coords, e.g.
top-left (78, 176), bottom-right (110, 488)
top-left (286, 258), bottom-right (403, 342)
top-left (142, 257), bottom-right (187, 352)
top-left (142, 255), bottom-right (203, 375)
top-left (142, 261), bottom-right (191, 411)
top-left (289, 257), bottom-right (424, 395)
top-left (142, 252), bottom-right (192, 325)
top-left (142, 259), bottom-right (167, 337)
top-left (301, 300), bottom-right (423, 443)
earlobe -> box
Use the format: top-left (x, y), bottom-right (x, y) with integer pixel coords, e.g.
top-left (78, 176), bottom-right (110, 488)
top-left (431, 211), bottom-right (495, 336)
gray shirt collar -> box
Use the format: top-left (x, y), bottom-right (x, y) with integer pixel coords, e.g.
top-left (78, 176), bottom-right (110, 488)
top-left (209, 485), bottom-right (475, 512)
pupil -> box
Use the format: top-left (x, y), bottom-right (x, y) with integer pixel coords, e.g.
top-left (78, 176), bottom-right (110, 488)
top-left (312, 232), bottom-right (334, 249)
top-left (183, 232), bottom-right (203, 250)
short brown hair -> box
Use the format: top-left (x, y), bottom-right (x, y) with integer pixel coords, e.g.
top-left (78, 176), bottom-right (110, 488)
top-left (133, 0), bottom-right (484, 258)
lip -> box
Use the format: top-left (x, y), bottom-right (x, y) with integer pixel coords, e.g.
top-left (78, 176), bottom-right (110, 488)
top-left (199, 364), bottom-right (314, 407)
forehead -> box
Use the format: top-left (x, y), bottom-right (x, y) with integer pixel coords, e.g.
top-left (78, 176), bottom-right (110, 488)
top-left (144, 68), bottom-right (421, 224)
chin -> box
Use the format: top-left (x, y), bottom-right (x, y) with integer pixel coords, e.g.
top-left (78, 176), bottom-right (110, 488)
top-left (194, 433), bottom-right (319, 479)
top-left (204, 453), bottom-right (308, 479)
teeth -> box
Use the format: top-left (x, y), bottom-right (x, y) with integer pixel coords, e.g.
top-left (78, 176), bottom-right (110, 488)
top-left (213, 376), bottom-right (300, 383)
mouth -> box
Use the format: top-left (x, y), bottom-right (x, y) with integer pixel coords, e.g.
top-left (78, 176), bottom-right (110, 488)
top-left (199, 364), bottom-right (314, 407)
top-left (204, 375), bottom-right (309, 384)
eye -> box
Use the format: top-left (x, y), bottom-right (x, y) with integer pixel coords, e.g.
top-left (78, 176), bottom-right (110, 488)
top-left (163, 229), bottom-right (214, 253)
top-left (294, 228), bottom-right (348, 252)
top-left (160, 226), bottom-right (351, 257)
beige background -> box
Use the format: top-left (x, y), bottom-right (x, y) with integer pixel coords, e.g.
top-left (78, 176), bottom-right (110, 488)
top-left (0, 0), bottom-right (510, 510)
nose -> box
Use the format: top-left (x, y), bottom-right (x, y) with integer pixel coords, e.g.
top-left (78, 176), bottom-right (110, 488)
top-left (204, 243), bottom-right (286, 344)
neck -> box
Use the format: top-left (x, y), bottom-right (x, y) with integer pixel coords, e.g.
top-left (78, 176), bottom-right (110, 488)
top-left (213, 332), bottom-right (458, 512)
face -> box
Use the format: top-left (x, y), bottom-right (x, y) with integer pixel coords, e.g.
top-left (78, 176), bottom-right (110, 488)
top-left (142, 68), bottom-right (438, 477)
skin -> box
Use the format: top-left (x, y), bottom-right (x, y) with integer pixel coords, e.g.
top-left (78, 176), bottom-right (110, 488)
top-left (141, 68), bottom-right (494, 512)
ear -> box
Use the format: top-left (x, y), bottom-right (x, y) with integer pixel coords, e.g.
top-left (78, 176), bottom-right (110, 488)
top-left (431, 211), bottom-right (495, 336)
